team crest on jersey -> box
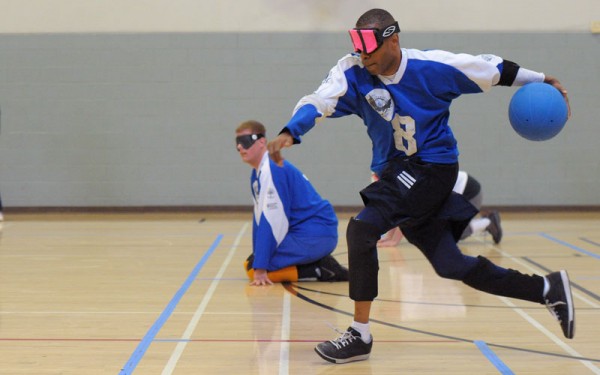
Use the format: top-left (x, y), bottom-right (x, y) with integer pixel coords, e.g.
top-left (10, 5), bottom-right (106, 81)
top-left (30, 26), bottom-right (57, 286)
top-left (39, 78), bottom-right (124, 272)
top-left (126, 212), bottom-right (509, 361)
top-left (366, 89), bottom-right (394, 121)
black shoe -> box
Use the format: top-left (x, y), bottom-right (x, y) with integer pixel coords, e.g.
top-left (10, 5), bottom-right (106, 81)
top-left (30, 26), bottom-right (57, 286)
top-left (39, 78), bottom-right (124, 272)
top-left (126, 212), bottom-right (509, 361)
top-left (315, 327), bottom-right (372, 364)
top-left (544, 270), bottom-right (575, 339)
top-left (486, 210), bottom-right (502, 244)
top-left (317, 255), bottom-right (348, 282)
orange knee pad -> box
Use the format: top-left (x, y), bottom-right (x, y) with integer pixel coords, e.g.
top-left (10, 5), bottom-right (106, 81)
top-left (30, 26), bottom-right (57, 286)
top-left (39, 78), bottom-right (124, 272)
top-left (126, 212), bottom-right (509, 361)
top-left (244, 260), bottom-right (298, 282)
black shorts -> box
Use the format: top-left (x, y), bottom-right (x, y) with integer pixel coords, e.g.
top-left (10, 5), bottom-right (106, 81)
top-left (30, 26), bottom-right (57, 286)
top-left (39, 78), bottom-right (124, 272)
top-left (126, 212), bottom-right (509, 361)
top-left (360, 157), bottom-right (477, 250)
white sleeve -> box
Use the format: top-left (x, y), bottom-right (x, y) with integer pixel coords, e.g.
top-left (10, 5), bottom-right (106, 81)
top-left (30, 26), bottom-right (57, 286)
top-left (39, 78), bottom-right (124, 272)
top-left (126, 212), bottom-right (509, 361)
top-left (292, 54), bottom-right (355, 117)
top-left (513, 68), bottom-right (545, 86)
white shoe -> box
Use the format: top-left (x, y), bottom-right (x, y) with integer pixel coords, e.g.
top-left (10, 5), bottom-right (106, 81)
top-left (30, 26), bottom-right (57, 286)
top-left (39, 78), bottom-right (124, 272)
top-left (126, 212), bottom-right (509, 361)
top-left (0, 212), bottom-right (4, 221)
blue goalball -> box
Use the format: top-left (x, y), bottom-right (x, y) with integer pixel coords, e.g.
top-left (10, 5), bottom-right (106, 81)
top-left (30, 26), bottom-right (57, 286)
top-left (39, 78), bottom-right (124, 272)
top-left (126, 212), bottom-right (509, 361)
top-left (508, 82), bottom-right (568, 141)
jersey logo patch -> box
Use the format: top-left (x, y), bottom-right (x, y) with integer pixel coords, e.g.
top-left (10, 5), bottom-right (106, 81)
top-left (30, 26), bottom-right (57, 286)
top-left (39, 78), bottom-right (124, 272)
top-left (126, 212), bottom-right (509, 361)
top-left (366, 88), bottom-right (394, 121)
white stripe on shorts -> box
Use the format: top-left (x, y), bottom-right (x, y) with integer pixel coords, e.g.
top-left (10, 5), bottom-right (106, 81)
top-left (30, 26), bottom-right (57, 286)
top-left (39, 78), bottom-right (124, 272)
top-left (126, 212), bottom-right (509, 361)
top-left (397, 171), bottom-right (415, 189)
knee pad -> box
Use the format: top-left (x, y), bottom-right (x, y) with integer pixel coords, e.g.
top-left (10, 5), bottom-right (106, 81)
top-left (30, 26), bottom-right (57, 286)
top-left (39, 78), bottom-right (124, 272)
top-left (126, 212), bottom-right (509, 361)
top-left (244, 253), bottom-right (299, 282)
top-left (346, 218), bottom-right (382, 255)
top-left (346, 218), bottom-right (384, 301)
top-left (266, 266), bottom-right (298, 282)
top-left (245, 254), bottom-right (254, 271)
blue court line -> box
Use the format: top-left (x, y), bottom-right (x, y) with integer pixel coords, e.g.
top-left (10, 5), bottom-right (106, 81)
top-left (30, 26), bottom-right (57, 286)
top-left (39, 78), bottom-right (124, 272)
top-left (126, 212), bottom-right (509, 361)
top-left (474, 340), bottom-right (514, 374)
top-left (540, 233), bottom-right (600, 260)
top-left (119, 234), bottom-right (223, 375)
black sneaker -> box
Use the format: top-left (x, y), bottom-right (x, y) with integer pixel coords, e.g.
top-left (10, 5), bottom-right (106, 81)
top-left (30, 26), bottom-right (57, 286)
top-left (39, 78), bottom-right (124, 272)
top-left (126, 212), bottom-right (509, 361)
top-left (315, 327), bottom-right (372, 364)
top-left (544, 270), bottom-right (575, 339)
top-left (317, 255), bottom-right (349, 282)
top-left (486, 210), bottom-right (503, 244)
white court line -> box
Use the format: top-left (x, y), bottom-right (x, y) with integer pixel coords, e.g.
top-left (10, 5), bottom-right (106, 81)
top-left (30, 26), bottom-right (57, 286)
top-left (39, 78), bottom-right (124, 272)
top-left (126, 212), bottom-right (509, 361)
top-left (499, 297), bottom-right (600, 374)
top-left (161, 222), bottom-right (249, 375)
top-left (482, 240), bottom-right (600, 373)
top-left (279, 292), bottom-right (291, 375)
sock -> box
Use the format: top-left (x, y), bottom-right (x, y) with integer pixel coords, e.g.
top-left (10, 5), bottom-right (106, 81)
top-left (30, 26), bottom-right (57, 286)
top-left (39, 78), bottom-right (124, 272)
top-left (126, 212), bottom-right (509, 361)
top-left (350, 321), bottom-right (372, 344)
top-left (543, 276), bottom-right (550, 297)
top-left (470, 217), bottom-right (490, 235)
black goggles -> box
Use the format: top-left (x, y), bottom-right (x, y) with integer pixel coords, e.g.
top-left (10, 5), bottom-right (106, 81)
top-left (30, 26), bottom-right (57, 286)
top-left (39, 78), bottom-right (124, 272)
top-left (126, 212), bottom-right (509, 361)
top-left (235, 133), bottom-right (264, 150)
top-left (348, 21), bottom-right (400, 54)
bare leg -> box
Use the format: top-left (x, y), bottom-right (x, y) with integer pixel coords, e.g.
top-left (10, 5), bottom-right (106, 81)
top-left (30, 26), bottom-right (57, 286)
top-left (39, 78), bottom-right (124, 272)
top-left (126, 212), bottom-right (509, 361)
top-left (354, 301), bottom-right (372, 323)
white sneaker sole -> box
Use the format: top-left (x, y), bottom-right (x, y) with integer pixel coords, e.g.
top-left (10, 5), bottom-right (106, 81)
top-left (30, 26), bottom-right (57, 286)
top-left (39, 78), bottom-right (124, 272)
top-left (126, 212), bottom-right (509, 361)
top-left (560, 270), bottom-right (575, 339)
top-left (314, 347), bottom-right (370, 364)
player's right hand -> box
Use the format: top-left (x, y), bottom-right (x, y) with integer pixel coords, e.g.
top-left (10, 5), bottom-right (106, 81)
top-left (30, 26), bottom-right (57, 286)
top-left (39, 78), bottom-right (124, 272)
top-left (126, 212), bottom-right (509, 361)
top-left (267, 133), bottom-right (293, 166)
top-left (250, 269), bottom-right (273, 286)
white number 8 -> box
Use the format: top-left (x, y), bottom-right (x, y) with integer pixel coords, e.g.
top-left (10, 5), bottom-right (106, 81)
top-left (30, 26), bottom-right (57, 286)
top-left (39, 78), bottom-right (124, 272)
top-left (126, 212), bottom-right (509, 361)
top-left (391, 114), bottom-right (417, 155)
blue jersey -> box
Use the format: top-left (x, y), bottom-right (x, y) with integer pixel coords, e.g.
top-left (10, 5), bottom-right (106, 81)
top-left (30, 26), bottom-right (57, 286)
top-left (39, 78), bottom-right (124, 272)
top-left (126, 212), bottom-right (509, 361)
top-left (284, 48), bottom-right (511, 175)
top-left (250, 152), bottom-right (338, 270)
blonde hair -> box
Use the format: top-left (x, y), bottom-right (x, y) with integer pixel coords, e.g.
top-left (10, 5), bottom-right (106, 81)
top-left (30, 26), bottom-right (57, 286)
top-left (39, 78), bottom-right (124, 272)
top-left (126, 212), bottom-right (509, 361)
top-left (236, 120), bottom-right (266, 136)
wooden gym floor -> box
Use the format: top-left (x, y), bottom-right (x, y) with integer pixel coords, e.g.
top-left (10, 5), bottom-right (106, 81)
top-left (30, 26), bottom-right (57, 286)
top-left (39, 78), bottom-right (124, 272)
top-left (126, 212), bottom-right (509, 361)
top-left (0, 211), bottom-right (598, 374)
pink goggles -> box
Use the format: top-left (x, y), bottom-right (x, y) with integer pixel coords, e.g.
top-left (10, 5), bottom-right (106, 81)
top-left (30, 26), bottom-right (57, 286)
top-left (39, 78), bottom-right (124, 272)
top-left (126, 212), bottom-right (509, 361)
top-left (348, 22), bottom-right (400, 54)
